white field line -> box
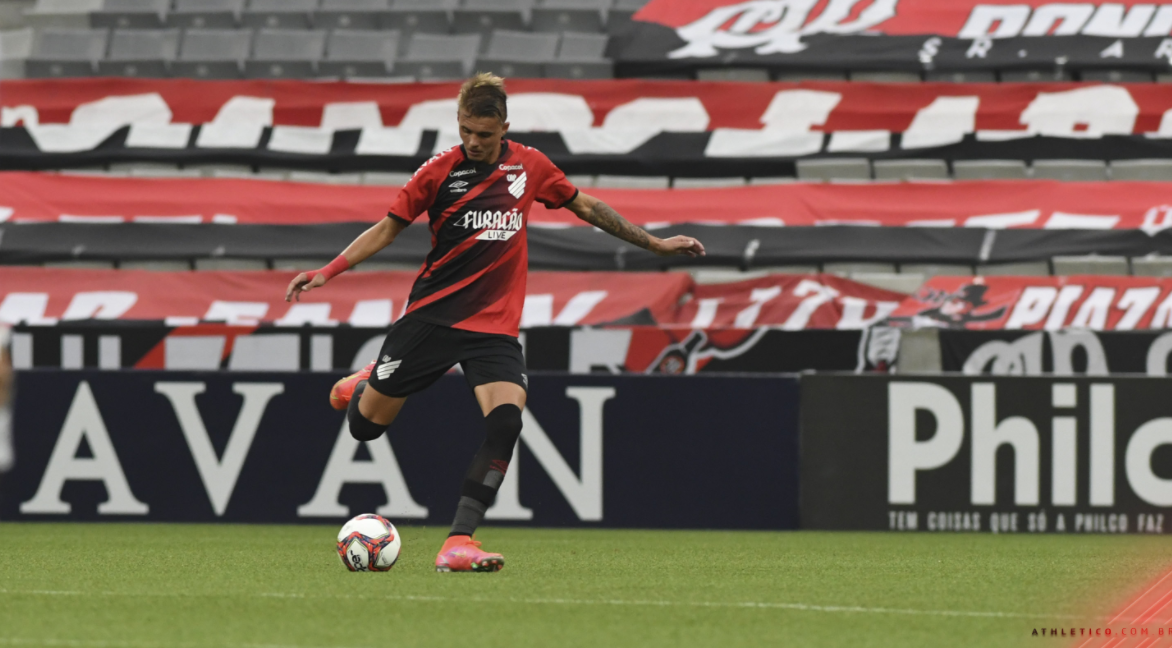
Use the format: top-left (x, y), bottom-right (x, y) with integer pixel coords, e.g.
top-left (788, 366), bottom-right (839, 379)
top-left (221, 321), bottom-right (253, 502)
top-left (0, 587), bottom-right (1084, 621)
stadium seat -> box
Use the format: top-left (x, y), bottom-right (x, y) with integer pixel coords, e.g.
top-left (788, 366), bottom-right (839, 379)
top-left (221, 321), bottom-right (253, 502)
top-left (476, 29), bottom-right (556, 78)
top-left (24, 27), bottom-right (106, 77)
top-left (43, 260), bottom-right (117, 269)
top-left (396, 32), bottom-right (479, 80)
top-left (796, 158), bottom-right (871, 182)
top-left (245, 29), bottom-right (326, 78)
top-left (0, 28), bottom-right (34, 78)
top-left (241, 0), bottom-right (317, 29)
top-left (923, 71), bottom-right (997, 83)
top-left (1080, 70), bottom-right (1153, 83)
top-left (899, 263), bottom-right (975, 277)
top-left (1132, 256), bottom-right (1172, 277)
top-left (696, 68), bottom-right (770, 82)
top-left (1110, 159), bottom-right (1172, 181)
top-left (320, 29), bottom-right (398, 78)
top-left (849, 71), bottom-right (920, 82)
top-left (544, 31), bottom-right (610, 78)
top-left (1032, 160), bottom-right (1109, 181)
top-left (672, 177), bottom-right (747, 188)
top-left (194, 259), bottom-right (269, 270)
top-left (999, 69), bottom-right (1072, 82)
top-left (315, 0), bottom-right (388, 30)
top-left (22, 0), bottom-right (103, 29)
top-left (748, 177), bottom-right (796, 185)
top-left (287, 170), bottom-right (362, 183)
top-left (531, 0), bottom-right (607, 34)
top-left (977, 262), bottom-right (1051, 276)
top-left (119, 260), bottom-right (193, 271)
top-left (952, 159), bottom-right (1029, 180)
top-left (172, 28), bottom-right (251, 78)
top-left (605, 0), bottom-right (644, 35)
top-left (453, 0), bottom-right (531, 45)
top-left (90, 0), bottom-right (167, 28)
top-left (774, 70), bottom-right (847, 81)
top-left (166, 0), bottom-right (243, 29)
top-left (824, 262), bottom-right (898, 275)
top-left (872, 159), bottom-right (949, 180)
top-left (383, 0), bottom-right (454, 52)
top-left (1051, 255), bottom-right (1129, 276)
top-left (361, 171), bottom-right (412, 184)
top-left (98, 28), bottom-right (178, 77)
top-left (594, 175), bottom-right (669, 188)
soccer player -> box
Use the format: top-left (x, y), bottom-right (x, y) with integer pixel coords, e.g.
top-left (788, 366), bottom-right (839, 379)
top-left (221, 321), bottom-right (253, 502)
top-left (0, 324), bottom-right (12, 473)
top-left (286, 73), bottom-right (704, 572)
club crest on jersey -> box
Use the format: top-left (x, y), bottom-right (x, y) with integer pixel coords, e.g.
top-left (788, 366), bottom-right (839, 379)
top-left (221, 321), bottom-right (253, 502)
top-left (507, 172), bottom-right (527, 199)
top-left (455, 208), bottom-right (523, 242)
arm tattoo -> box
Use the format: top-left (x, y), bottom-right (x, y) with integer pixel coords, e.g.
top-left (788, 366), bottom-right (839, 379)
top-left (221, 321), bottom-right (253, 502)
top-left (583, 200), bottom-right (651, 250)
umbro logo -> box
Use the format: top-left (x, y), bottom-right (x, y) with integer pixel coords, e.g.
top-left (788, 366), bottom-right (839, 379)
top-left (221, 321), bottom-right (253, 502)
top-left (449, 180), bottom-right (469, 193)
top-left (377, 358), bottom-right (402, 380)
top-left (507, 172), bottom-right (527, 199)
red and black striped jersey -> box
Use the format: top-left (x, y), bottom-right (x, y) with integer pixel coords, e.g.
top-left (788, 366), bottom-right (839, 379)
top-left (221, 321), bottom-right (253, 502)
top-left (387, 140), bottom-right (578, 337)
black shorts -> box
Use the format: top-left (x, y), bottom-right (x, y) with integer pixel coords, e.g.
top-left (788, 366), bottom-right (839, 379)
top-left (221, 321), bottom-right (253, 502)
top-left (365, 316), bottom-right (527, 398)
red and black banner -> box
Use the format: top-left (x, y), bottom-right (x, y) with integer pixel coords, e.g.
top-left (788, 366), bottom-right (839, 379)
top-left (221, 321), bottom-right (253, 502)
top-left (0, 268), bottom-right (902, 329)
top-left (619, 0), bottom-right (1172, 76)
top-left (7, 79), bottom-right (1172, 175)
top-left (7, 172), bottom-right (1172, 231)
top-left (887, 275), bottom-right (1172, 331)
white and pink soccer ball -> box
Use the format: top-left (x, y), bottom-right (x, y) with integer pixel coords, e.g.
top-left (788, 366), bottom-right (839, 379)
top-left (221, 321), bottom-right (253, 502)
top-left (336, 514), bottom-right (401, 572)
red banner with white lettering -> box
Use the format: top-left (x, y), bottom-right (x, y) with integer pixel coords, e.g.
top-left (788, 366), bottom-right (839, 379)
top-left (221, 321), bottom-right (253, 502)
top-left (888, 276), bottom-right (1172, 331)
top-left (5, 78), bottom-right (1172, 135)
top-left (0, 268), bottom-right (903, 330)
top-left (5, 171), bottom-right (1172, 231)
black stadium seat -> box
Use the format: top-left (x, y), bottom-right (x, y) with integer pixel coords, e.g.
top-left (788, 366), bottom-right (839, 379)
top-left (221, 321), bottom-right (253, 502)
top-left (25, 27), bottom-right (107, 77)
top-left (531, 0), bottom-right (608, 34)
top-left (476, 29), bottom-right (557, 78)
top-left (172, 28), bottom-right (251, 78)
top-left (166, 0), bottom-right (244, 29)
top-left (245, 29), bottom-right (327, 78)
top-left (321, 28), bottom-right (399, 78)
top-left (396, 32), bottom-right (479, 80)
top-left (545, 31), bottom-right (611, 78)
top-left (452, 0), bottom-right (531, 45)
top-left (383, 0), bottom-right (455, 53)
top-left (241, 0), bottom-right (318, 29)
top-left (90, 0), bottom-right (168, 29)
top-left (315, 0), bottom-right (388, 30)
top-left (98, 28), bottom-right (179, 77)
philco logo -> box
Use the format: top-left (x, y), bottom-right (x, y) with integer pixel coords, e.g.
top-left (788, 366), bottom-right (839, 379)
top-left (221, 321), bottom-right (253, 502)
top-left (670, 0), bottom-right (897, 58)
top-left (454, 208), bottom-right (523, 241)
top-left (889, 382), bottom-right (1172, 509)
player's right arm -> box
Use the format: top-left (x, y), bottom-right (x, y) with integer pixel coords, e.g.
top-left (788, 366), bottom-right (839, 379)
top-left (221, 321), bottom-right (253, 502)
top-left (285, 153), bottom-right (446, 302)
top-left (285, 217), bottom-right (409, 302)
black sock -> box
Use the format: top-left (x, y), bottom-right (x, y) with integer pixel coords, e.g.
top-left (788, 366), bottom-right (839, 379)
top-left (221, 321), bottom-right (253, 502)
top-left (449, 404), bottom-right (522, 537)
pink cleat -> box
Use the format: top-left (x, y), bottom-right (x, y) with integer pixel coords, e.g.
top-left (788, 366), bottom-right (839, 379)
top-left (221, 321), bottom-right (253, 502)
top-left (329, 361), bottom-right (374, 411)
top-left (435, 535), bottom-right (504, 573)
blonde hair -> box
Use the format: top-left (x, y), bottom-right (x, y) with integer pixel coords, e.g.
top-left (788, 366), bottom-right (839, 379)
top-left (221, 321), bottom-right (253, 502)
top-left (457, 72), bottom-right (508, 122)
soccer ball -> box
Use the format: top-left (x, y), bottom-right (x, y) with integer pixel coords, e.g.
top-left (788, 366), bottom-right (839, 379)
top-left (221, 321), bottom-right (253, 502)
top-left (337, 514), bottom-right (401, 572)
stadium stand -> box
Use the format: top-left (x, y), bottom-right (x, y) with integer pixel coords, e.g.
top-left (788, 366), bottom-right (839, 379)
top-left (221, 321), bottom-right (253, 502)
top-left (240, 0), bottom-right (316, 30)
top-left (165, 0), bottom-right (242, 29)
top-left (24, 26), bottom-right (105, 76)
top-left (314, 0), bottom-right (386, 30)
top-left (244, 28), bottom-right (326, 78)
top-left (395, 32), bottom-right (479, 79)
top-left (319, 28), bottom-right (397, 78)
top-left (90, 0), bottom-right (168, 29)
top-left (170, 27), bottom-right (250, 78)
top-left (97, 27), bottom-right (178, 76)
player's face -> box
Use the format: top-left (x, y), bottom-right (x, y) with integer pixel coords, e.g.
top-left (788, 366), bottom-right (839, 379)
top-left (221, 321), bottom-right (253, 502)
top-left (458, 111), bottom-right (509, 163)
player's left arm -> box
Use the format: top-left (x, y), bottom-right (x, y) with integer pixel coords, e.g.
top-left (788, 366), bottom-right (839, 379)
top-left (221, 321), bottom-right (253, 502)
top-left (565, 192), bottom-right (705, 258)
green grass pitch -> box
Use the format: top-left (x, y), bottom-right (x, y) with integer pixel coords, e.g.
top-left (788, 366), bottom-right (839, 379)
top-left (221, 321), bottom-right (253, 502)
top-left (0, 524), bottom-right (1167, 648)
